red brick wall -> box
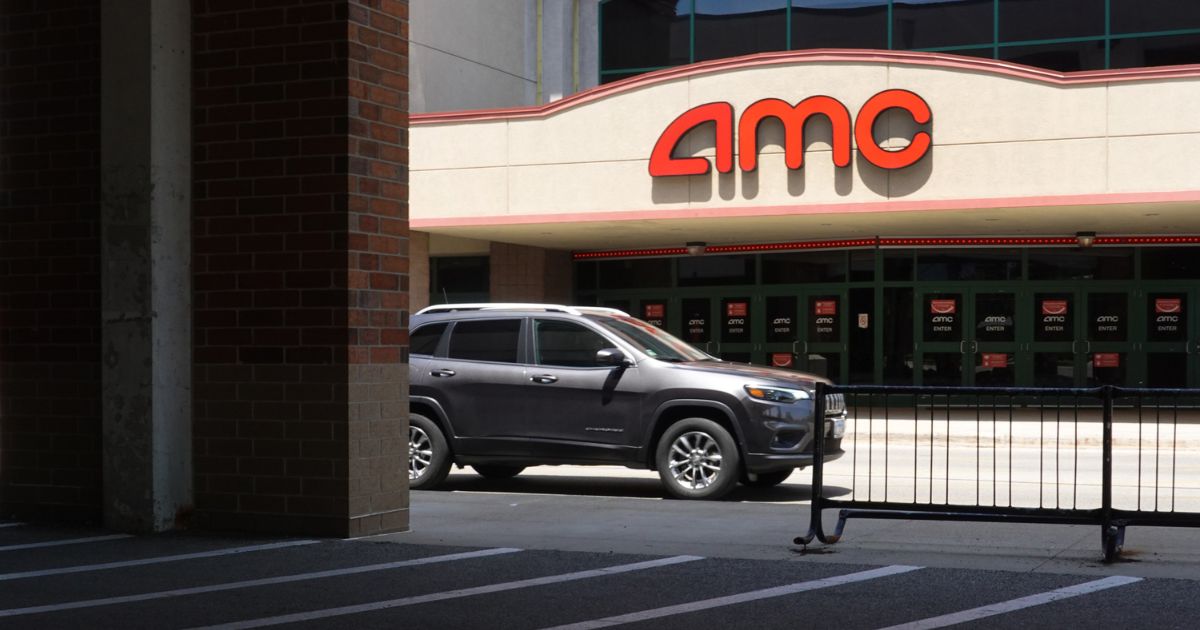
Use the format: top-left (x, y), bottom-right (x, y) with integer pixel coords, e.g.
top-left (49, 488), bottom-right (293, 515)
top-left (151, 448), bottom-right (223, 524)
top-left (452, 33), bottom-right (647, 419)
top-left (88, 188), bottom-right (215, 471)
top-left (0, 2), bottom-right (103, 520)
top-left (193, 0), bottom-right (409, 536)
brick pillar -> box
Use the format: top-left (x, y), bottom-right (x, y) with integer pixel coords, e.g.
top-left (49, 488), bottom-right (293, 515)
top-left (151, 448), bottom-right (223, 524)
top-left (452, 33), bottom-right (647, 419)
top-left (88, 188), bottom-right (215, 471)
top-left (192, 0), bottom-right (409, 536)
top-left (490, 243), bottom-right (573, 304)
top-left (0, 2), bottom-right (104, 521)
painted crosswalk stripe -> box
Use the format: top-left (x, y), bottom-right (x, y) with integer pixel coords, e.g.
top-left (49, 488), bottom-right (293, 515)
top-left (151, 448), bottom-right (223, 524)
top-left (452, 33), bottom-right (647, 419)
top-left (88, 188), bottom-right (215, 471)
top-left (0, 547), bottom-right (522, 619)
top-left (189, 554), bottom-right (705, 630)
top-left (879, 575), bottom-right (1144, 630)
top-left (0, 534), bottom-right (132, 552)
top-left (0, 539), bottom-right (319, 582)
top-left (541, 564), bottom-right (923, 630)
top-left (0, 523), bottom-right (26, 529)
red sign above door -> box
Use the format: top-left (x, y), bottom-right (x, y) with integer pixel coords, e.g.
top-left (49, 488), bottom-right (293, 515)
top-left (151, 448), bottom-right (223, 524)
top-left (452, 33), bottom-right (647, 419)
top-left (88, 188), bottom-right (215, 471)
top-left (981, 353), bottom-right (1008, 368)
top-left (930, 299), bottom-right (957, 314)
top-left (1094, 353), bottom-right (1120, 368)
top-left (644, 303), bottom-right (665, 319)
top-left (1042, 300), bottom-right (1069, 315)
top-left (771, 353), bottom-right (794, 368)
top-left (814, 300), bottom-right (837, 315)
top-left (726, 302), bottom-right (748, 317)
top-left (1156, 298), bottom-right (1182, 314)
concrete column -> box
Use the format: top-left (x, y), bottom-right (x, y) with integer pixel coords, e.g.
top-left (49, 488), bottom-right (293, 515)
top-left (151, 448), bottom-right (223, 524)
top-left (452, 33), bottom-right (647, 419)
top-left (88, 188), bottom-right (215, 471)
top-left (541, 0), bottom-right (573, 102)
top-left (100, 0), bottom-right (192, 532)
top-left (577, 0), bottom-right (601, 92)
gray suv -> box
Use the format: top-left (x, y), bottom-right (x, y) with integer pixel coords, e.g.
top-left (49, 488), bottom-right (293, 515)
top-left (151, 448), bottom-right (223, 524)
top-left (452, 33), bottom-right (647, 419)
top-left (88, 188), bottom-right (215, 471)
top-left (408, 303), bottom-right (845, 499)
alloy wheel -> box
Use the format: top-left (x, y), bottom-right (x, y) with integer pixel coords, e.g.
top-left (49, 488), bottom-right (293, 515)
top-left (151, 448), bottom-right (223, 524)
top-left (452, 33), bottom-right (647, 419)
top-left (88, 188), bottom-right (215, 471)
top-left (667, 431), bottom-right (723, 489)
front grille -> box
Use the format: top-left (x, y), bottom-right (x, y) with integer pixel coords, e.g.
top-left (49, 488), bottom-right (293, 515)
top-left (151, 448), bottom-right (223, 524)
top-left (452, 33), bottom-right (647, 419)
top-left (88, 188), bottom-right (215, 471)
top-left (824, 393), bottom-right (845, 415)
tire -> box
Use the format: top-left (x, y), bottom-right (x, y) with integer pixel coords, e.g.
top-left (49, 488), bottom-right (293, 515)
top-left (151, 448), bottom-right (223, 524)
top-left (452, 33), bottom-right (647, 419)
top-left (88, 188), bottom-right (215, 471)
top-left (472, 465), bottom-right (525, 479)
top-left (655, 418), bottom-right (741, 500)
top-left (409, 413), bottom-right (451, 490)
top-left (740, 469), bottom-right (793, 488)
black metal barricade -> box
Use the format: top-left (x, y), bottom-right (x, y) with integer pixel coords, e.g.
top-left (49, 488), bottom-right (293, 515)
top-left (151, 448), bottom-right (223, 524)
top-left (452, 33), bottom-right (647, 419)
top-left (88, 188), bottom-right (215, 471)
top-left (796, 384), bottom-right (1200, 562)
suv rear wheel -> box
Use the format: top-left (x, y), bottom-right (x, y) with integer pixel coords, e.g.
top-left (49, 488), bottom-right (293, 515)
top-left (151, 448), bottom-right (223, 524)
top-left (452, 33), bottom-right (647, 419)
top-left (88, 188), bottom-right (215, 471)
top-left (472, 465), bottom-right (525, 479)
top-left (655, 418), bottom-right (740, 500)
top-left (409, 413), bottom-right (451, 490)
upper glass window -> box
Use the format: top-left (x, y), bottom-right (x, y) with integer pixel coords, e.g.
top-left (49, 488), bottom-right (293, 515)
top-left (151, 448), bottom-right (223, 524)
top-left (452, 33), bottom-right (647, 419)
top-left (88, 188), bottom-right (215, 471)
top-left (1142, 247), bottom-right (1200, 280)
top-left (1111, 34), bottom-right (1200, 69)
top-left (892, 0), bottom-right (993, 50)
top-left (678, 255), bottom-right (756, 286)
top-left (762, 251), bottom-right (846, 284)
top-left (1000, 40), bottom-right (1106, 72)
top-left (792, 1), bottom-right (888, 50)
top-left (447, 319), bottom-right (522, 364)
top-left (916, 249), bottom-right (1021, 281)
top-left (694, 0), bottom-right (788, 62)
top-left (431, 256), bottom-right (489, 304)
top-left (601, 0), bottom-right (692, 71)
top-left (599, 0), bottom-right (1200, 84)
top-left (1111, 0), bottom-right (1200, 35)
top-left (998, 0), bottom-right (1104, 42)
top-left (1028, 248), bottom-right (1134, 281)
top-left (598, 258), bottom-right (673, 290)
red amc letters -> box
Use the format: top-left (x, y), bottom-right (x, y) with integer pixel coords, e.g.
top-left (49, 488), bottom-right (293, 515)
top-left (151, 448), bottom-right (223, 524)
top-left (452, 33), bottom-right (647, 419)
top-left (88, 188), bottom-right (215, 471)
top-left (649, 89), bottom-right (932, 177)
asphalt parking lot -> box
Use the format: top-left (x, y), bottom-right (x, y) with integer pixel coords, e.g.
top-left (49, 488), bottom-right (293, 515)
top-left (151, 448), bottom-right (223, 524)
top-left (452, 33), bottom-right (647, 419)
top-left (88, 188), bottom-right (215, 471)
top-left (8, 466), bottom-right (1200, 630)
top-left (4, 520), bottom-right (1199, 630)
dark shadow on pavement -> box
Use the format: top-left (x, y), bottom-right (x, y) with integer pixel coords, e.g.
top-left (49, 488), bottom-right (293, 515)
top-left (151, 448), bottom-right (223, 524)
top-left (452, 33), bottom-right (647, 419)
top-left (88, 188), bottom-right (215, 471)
top-left (430, 470), bottom-right (852, 503)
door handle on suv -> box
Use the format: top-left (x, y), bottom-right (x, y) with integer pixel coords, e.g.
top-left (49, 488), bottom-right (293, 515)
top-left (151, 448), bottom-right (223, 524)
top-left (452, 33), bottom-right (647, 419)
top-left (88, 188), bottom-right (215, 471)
top-left (530, 374), bottom-right (558, 384)
top-left (430, 369), bottom-right (456, 378)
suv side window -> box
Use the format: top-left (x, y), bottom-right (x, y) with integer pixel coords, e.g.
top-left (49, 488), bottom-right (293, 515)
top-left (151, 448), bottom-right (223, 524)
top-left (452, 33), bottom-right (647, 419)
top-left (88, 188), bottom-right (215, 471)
top-left (534, 319), bottom-right (612, 367)
top-left (447, 318), bottom-right (522, 363)
top-left (410, 322), bottom-right (448, 356)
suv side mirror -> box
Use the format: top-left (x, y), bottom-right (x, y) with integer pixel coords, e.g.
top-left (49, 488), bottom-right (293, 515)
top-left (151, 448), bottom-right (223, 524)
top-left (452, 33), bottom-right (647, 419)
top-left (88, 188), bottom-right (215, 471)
top-left (595, 348), bottom-right (628, 367)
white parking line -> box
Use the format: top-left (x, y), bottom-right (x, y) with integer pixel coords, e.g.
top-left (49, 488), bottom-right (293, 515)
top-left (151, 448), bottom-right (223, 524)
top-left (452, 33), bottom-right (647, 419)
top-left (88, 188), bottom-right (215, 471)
top-left (0, 534), bottom-right (132, 552)
top-left (188, 555), bottom-right (705, 630)
top-left (0, 523), bottom-right (27, 529)
top-left (0, 539), bottom-right (319, 582)
top-left (878, 575), bottom-right (1144, 630)
top-left (0, 547), bottom-right (522, 619)
top-left (540, 564), bottom-right (923, 630)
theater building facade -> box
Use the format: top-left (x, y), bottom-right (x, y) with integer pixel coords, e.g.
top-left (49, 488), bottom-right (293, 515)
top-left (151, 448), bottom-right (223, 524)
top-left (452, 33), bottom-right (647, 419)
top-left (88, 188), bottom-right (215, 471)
top-left (409, 3), bottom-right (1200, 390)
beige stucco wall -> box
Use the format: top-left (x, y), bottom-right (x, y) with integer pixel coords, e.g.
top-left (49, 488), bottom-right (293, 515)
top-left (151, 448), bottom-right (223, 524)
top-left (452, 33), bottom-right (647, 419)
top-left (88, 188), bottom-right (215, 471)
top-left (411, 57), bottom-right (1200, 247)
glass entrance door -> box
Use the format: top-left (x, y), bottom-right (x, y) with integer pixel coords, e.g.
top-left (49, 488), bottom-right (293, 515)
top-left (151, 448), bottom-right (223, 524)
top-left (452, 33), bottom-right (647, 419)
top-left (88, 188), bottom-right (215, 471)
top-left (718, 295), bottom-right (754, 362)
top-left (1030, 290), bottom-right (1078, 387)
top-left (679, 296), bottom-right (715, 356)
top-left (916, 289), bottom-right (1019, 386)
top-left (760, 290), bottom-right (847, 381)
top-left (1030, 289), bottom-right (1135, 387)
top-left (1140, 286), bottom-right (1197, 388)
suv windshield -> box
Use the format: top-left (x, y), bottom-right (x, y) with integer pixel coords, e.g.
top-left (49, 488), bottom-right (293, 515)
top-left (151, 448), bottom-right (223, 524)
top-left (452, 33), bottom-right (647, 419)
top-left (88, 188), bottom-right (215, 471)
top-left (588, 314), bottom-right (712, 363)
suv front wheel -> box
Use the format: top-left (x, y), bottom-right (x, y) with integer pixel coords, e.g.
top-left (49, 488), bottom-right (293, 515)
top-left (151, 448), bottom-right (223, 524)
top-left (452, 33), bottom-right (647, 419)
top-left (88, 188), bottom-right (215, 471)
top-left (655, 418), bottom-right (740, 500)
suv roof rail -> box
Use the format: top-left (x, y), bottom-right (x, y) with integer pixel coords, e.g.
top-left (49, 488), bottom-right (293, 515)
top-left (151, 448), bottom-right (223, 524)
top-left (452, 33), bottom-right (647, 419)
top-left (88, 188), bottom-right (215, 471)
top-left (415, 303), bottom-right (630, 317)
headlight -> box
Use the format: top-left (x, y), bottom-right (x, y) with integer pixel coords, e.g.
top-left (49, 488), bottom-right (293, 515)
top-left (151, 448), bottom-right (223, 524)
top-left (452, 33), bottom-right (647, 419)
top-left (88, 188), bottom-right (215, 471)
top-left (744, 385), bottom-right (811, 403)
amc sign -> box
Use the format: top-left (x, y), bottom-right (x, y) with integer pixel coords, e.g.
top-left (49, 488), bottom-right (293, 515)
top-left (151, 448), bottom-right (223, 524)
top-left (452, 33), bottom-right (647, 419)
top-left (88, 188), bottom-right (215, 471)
top-left (649, 89), bottom-right (931, 177)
